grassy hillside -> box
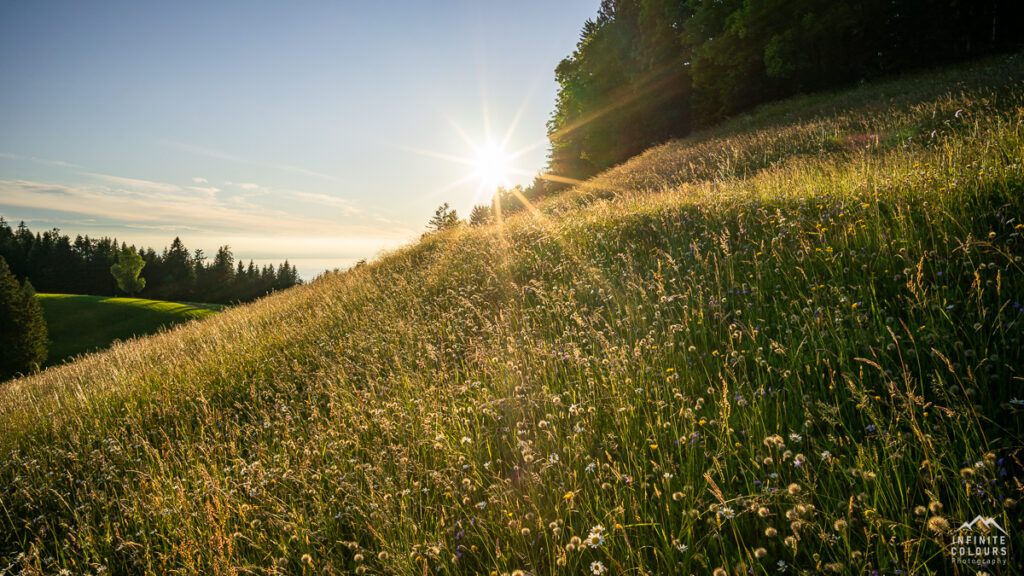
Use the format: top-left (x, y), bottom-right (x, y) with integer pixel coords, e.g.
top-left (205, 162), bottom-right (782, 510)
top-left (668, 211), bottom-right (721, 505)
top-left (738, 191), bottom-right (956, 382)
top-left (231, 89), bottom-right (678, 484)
top-left (2, 55), bottom-right (1023, 576)
top-left (36, 294), bottom-right (220, 367)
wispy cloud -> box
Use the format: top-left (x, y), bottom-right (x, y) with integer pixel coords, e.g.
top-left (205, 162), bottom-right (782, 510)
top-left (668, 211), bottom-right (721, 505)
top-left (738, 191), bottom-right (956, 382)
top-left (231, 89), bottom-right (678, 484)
top-left (192, 176), bottom-right (208, 184)
top-left (0, 178), bottom-right (400, 240)
top-left (82, 172), bottom-right (183, 194)
top-left (124, 223), bottom-right (201, 232)
top-left (0, 152), bottom-right (82, 170)
top-left (187, 185), bottom-right (221, 196)
top-left (162, 140), bottom-right (340, 183)
top-left (292, 191), bottom-right (361, 213)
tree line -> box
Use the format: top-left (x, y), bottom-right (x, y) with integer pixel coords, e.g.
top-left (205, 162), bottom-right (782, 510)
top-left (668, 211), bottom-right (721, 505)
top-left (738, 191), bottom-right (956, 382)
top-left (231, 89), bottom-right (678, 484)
top-left (0, 217), bottom-right (302, 304)
top-left (544, 0), bottom-right (1023, 183)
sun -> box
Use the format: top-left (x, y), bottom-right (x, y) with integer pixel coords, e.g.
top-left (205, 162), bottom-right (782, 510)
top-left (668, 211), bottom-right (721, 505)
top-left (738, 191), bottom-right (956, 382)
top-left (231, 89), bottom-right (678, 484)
top-left (471, 140), bottom-right (513, 189)
top-left (399, 89), bottom-right (555, 210)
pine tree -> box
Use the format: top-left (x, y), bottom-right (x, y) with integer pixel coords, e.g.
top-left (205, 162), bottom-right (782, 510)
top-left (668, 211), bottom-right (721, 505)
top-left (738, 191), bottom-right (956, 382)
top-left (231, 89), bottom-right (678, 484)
top-left (428, 203), bottom-right (460, 231)
top-left (0, 256), bottom-right (48, 380)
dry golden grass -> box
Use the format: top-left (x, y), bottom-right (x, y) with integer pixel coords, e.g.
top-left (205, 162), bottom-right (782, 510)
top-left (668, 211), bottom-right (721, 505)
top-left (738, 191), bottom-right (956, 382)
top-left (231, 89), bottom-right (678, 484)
top-left (1, 54), bottom-right (1023, 575)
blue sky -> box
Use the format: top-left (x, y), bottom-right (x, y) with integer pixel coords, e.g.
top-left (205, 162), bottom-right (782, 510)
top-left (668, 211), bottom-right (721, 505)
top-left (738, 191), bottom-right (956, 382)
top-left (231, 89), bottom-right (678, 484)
top-left (0, 1), bottom-right (599, 279)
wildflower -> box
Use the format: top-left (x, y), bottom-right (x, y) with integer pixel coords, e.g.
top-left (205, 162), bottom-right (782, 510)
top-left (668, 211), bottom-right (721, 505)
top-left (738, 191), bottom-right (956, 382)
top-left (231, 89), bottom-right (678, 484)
top-left (793, 454), bottom-right (807, 467)
top-left (755, 547), bottom-right (767, 559)
top-left (475, 501), bottom-right (487, 509)
top-left (378, 551), bottom-right (389, 561)
top-left (787, 483), bottom-right (802, 496)
top-left (672, 492), bottom-right (684, 501)
top-left (585, 525), bottom-right (606, 548)
top-left (821, 451), bottom-right (832, 460)
top-left (777, 559), bottom-right (788, 572)
top-left (673, 539), bottom-right (688, 552)
top-left (590, 561), bottom-right (606, 575)
top-left (461, 436), bottom-right (471, 444)
top-left (765, 526), bottom-right (778, 538)
top-left (928, 501), bottom-right (942, 514)
top-left (353, 554), bottom-right (364, 563)
top-left (713, 568), bottom-right (727, 576)
top-left (585, 462), bottom-right (597, 473)
top-left (834, 518), bottom-right (848, 531)
top-left (927, 516), bottom-right (949, 533)
top-left (757, 506), bottom-right (771, 517)
top-left (788, 433), bottom-right (802, 442)
top-left (301, 554), bottom-right (313, 565)
top-left (521, 527), bottom-right (530, 537)
top-left (914, 506), bottom-right (927, 517)
top-left (549, 453), bottom-right (559, 464)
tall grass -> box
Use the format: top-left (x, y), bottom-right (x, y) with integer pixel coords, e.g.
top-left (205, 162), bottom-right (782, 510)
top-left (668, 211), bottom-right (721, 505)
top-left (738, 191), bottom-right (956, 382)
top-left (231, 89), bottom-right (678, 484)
top-left (1, 54), bottom-right (1023, 575)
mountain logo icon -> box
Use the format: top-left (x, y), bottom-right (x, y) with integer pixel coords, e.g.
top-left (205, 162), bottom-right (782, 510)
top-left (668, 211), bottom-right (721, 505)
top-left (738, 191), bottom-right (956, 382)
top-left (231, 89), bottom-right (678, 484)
top-left (956, 516), bottom-right (1007, 535)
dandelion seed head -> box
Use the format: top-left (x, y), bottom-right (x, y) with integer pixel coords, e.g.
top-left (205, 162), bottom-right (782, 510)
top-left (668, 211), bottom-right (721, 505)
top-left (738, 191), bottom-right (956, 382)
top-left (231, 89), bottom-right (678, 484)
top-left (927, 516), bottom-right (949, 533)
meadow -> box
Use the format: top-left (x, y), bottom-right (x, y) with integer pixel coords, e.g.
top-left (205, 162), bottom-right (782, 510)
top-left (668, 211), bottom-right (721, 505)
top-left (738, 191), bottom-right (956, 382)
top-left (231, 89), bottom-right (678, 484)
top-left (1, 54), bottom-right (1023, 575)
top-left (35, 294), bottom-right (220, 368)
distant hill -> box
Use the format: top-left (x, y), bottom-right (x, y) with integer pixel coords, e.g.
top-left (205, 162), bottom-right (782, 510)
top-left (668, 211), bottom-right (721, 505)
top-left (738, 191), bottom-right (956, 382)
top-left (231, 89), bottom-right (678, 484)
top-left (36, 294), bottom-right (220, 366)
top-left (1, 54), bottom-right (1023, 575)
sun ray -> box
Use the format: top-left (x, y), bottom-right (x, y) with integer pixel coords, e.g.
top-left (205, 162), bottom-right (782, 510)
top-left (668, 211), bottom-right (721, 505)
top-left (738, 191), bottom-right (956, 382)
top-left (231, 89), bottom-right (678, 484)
top-left (500, 78), bottom-right (539, 150)
top-left (443, 113), bottom-right (478, 151)
top-left (396, 144), bottom-right (475, 167)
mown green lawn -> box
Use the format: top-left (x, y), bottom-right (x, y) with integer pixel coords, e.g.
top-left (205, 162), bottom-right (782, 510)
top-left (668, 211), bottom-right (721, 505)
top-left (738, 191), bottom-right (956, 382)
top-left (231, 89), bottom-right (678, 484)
top-left (36, 294), bottom-right (219, 365)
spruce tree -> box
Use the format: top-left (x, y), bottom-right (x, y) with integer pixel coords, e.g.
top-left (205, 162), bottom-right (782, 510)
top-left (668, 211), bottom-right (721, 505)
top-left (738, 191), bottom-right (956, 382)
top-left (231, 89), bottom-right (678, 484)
top-left (0, 256), bottom-right (48, 380)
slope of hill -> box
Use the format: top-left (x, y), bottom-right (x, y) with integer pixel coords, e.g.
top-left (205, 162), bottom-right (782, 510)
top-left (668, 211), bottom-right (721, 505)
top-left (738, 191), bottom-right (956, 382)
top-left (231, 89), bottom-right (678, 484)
top-left (2, 55), bottom-right (1023, 575)
top-left (36, 294), bottom-right (221, 367)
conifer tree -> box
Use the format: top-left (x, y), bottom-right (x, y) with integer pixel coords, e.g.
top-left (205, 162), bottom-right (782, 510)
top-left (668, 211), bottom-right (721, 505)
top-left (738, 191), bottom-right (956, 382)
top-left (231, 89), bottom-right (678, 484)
top-left (0, 256), bottom-right (48, 380)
